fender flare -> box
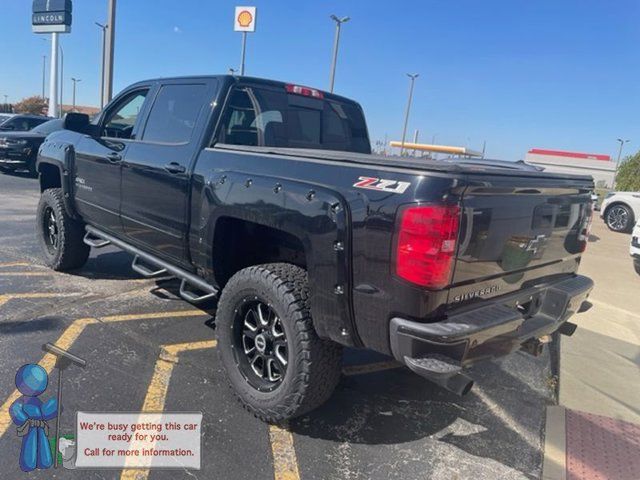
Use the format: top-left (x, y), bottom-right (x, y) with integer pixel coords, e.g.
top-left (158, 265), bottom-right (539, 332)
top-left (194, 170), bottom-right (360, 347)
top-left (37, 138), bottom-right (79, 219)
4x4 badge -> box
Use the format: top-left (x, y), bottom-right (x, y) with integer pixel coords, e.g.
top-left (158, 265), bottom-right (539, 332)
top-left (353, 177), bottom-right (411, 194)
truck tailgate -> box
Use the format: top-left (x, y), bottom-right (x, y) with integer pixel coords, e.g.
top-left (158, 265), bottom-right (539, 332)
top-left (449, 178), bottom-right (593, 305)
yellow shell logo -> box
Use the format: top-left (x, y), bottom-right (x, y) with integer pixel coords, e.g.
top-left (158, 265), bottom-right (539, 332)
top-left (237, 10), bottom-right (253, 27)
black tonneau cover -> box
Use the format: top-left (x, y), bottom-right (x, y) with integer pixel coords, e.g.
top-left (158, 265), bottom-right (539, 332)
top-left (214, 144), bottom-right (593, 182)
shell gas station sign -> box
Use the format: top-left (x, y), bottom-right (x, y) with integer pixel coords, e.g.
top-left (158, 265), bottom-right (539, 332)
top-left (234, 6), bottom-right (257, 32)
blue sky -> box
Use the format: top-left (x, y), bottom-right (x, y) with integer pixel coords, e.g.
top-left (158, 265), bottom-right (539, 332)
top-left (1, 0), bottom-right (638, 160)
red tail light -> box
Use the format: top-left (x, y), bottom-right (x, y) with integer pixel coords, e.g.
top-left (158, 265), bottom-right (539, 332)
top-left (285, 84), bottom-right (324, 99)
top-left (395, 205), bottom-right (460, 289)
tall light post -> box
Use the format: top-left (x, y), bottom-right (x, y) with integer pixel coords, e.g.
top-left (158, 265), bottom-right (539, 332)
top-left (614, 138), bottom-right (630, 189)
top-left (71, 78), bottom-right (81, 110)
top-left (400, 73), bottom-right (419, 156)
top-left (95, 22), bottom-right (107, 108)
top-left (3, 95), bottom-right (8, 104)
top-left (328, 15), bottom-right (350, 93)
top-left (42, 55), bottom-right (47, 99)
top-left (103, 0), bottom-right (117, 104)
top-left (58, 42), bottom-right (64, 117)
top-left (48, 32), bottom-right (60, 118)
top-left (42, 37), bottom-right (64, 117)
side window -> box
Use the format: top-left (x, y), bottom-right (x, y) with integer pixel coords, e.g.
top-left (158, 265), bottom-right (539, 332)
top-left (217, 88), bottom-right (258, 146)
top-left (28, 118), bottom-right (46, 129)
top-left (102, 90), bottom-right (148, 139)
top-left (141, 84), bottom-right (207, 144)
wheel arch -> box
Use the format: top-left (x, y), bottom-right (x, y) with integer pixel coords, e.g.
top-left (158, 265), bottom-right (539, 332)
top-left (37, 137), bottom-right (79, 219)
top-left (193, 171), bottom-right (359, 347)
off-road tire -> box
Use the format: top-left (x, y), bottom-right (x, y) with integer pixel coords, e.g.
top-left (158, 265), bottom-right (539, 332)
top-left (216, 263), bottom-right (343, 422)
top-left (37, 188), bottom-right (90, 271)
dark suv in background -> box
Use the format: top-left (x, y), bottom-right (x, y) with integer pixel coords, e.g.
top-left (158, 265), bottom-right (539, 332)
top-left (0, 114), bottom-right (49, 132)
top-left (0, 118), bottom-right (64, 176)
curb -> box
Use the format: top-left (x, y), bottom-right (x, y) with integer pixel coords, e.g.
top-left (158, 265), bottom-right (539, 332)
top-left (542, 405), bottom-right (566, 480)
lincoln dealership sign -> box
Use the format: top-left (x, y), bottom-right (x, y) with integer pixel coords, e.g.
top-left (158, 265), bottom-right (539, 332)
top-left (32, 0), bottom-right (72, 33)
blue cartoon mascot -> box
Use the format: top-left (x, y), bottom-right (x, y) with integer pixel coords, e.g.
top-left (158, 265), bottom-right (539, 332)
top-left (9, 364), bottom-right (58, 472)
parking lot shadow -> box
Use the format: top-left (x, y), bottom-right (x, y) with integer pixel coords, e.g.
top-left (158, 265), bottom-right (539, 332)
top-left (290, 353), bottom-right (550, 477)
top-left (0, 316), bottom-right (64, 335)
top-left (69, 251), bottom-right (143, 280)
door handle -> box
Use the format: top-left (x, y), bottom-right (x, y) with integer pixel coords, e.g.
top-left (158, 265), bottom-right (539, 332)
top-left (107, 152), bottom-right (122, 163)
top-left (164, 162), bottom-right (186, 174)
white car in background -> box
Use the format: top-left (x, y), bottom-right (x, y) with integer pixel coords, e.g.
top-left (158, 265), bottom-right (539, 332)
top-left (631, 220), bottom-right (640, 275)
top-left (600, 191), bottom-right (640, 233)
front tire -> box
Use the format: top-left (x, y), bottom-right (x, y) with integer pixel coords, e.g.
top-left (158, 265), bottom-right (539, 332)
top-left (605, 204), bottom-right (634, 232)
top-left (37, 188), bottom-right (90, 271)
top-left (216, 263), bottom-right (342, 422)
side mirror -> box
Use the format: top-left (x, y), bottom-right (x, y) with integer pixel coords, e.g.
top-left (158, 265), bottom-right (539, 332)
top-left (63, 112), bottom-right (91, 134)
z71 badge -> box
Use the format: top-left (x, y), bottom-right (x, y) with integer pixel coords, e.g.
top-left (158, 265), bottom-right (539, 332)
top-left (353, 177), bottom-right (411, 194)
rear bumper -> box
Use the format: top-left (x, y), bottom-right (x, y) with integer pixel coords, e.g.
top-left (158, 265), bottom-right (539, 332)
top-left (390, 274), bottom-right (593, 367)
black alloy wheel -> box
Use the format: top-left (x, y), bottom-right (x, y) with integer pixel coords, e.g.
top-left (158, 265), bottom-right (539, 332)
top-left (233, 299), bottom-right (289, 392)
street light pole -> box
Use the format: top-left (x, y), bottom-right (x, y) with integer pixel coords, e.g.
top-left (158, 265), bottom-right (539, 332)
top-left (400, 73), bottom-right (419, 156)
top-left (95, 22), bottom-right (107, 108)
top-left (103, 0), bottom-right (117, 104)
top-left (614, 138), bottom-right (630, 189)
top-left (239, 31), bottom-right (248, 76)
top-left (328, 15), bottom-right (350, 93)
top-left (42, 55), bottom-right (47, 99)
top-left (48, 33), bottom-right (59, 118)
top-left (59, 43), bottom-right (64, 117)
top-left (71, 78), bottom-right (81, 110)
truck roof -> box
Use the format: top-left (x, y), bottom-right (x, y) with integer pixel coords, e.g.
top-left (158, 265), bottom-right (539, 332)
top-left (128, 74), bottom-right (359, 105)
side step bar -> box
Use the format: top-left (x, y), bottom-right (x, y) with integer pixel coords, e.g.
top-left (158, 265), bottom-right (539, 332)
top-left (131, 255), bottom-right (168, 278)
top-left (83, 231), bottom-right (111, 248)
top-left (84, 226), bottom-right (218, 304)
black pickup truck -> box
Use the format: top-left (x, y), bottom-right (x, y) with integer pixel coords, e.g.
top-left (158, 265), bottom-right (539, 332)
top-left (35, 75), bottom-right (594, 421)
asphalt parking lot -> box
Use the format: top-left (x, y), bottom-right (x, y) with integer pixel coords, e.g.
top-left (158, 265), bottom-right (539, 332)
top-left (0, 171), bottom-right (594, 480)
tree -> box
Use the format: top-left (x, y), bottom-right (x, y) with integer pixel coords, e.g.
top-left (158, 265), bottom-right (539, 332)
top-left (615, 151), bottom-right (640, 191)
top-left (13, 96), bottom-right (47, 115)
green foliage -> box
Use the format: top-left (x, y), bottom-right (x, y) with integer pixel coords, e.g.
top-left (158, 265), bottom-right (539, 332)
top-left (616, 151), bottom-right (640, 191)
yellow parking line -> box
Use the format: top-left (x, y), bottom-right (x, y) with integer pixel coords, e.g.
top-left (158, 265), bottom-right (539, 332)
top-left (102, 310), bottom-right (203, 323)
top-left (0, 310), bottom-right (207, 440)
top-left (270, 424), bottom-right (301, 480)
top-left (120, 340), bottom-right (216, 480)
top-left (0, 317), bottom-right (97, 439)
top-left (0, 262), bottom-right (36, 268)
top-left (0, 292), bottom-right (78, 308)
top-left (0, 272), bottom-right (52, 276)
top-left (342, 360), bottom-right (402, 376)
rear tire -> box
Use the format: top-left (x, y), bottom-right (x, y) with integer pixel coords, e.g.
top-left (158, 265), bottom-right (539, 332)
top-left (216, 263), bottom-right (342, 422)
top-left (37, 188), bottom-right (90, 271)
top-left (605, 204), bottom-right (634, 232)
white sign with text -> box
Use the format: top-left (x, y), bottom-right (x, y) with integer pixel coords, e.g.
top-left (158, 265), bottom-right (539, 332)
top-left (75, 412), bottom-right (202, 469)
